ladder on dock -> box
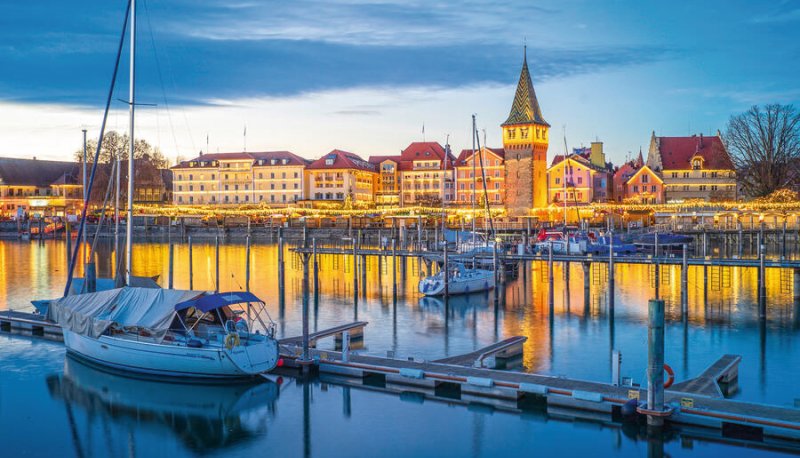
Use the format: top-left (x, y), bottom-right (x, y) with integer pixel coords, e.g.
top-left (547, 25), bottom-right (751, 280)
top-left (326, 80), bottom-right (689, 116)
top-left (280, 321), bottom-right (368, 349)
top-left (669, 354), bottom-right (741, 398)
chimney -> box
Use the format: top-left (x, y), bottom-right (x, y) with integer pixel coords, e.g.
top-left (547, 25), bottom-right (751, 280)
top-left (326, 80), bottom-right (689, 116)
top-left (33, 156), bottom-right (37, 161)
top-left (699, 133), bottom-right (704, 148)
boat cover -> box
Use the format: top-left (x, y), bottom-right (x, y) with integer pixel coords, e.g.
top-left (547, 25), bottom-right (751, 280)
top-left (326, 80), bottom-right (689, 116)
top-left (45, 287), bottom-right (204, 340)
top-left (175, 291), bottom-right (262, 313)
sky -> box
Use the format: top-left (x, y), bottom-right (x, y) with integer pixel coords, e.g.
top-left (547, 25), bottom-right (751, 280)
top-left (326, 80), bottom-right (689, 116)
top-left (0, 0), bottom-right (798, 165)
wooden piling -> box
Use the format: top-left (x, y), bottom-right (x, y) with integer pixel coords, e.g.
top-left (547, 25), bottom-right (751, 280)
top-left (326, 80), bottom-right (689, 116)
top-left (278, 228), bottom-right (285, 308)
top-left (582, 261), bottom-right (590, 312)
top-left (759, 243), bottom-right (766, 319)
top-left (188, 236), bottom-right (194, 290)
top-left (392, 239), bottom-right (398, 300)
top-left (443, 243), bottom-right (449, 297)
top-left (301, 251), bottom-right (311, 371)
top-left (245, 235), bottom-right (251, 292)
top-left (681, 244), bottom-right (688, 315)
top-left (608, 234), bottom-right (615, 308)
top-left (168, 241), bottom-right (174, 289)
top-left (65, 220), bottom-right (72, 269)
top-left (215, 235), bottom-right (220, 293)
top-left (548, 241), bottom-right (554, 310)
top-left (312, 238), bottom-right (319, 296)
top-left (352, 238), bottom-right (358, 302)
top-left (647, 298), bottom-right (666, 427)
top-left (793, 268), bottom-right (800, 309)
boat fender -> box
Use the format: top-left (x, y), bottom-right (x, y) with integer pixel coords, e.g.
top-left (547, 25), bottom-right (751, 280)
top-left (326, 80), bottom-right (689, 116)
top-left (224, 333), bottom-right (240, 350)
top-left (187, 338), bottom-right (203, 348)
top-left (663, 364), bottom-right (675, 389)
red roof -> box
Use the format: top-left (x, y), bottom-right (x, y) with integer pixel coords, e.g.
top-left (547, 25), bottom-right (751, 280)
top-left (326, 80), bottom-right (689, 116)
top-left (368, 155), bottom-right (401, 165)
top-left (395, 142), bottom-right (456, 171)
top-left (173, 151), bottom-right (307, 169)
top-left (455, 148), bottom-right (504, 166)
top-left (306, 150), bottom-right (376, 171)
top-left (657, 135), bottom-right (733, 170)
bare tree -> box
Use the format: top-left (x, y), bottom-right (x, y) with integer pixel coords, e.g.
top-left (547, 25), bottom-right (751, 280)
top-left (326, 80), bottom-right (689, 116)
top-left (73, 131), bottom-right (170, 203)
top-left (724, 104), bottom-right (800, 198)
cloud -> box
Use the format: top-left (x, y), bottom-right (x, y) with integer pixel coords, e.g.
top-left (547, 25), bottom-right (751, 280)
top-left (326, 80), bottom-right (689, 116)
top-left (750, 1), bottom-right (800, 23)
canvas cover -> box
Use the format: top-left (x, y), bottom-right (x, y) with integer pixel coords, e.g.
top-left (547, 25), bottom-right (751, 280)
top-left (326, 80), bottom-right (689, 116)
top-left (46, 287), bottom-right (204, 340)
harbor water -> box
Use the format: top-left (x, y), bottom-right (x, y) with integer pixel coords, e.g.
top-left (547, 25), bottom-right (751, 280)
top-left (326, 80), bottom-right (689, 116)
top-left (1, 238), bottom-right (799, 457)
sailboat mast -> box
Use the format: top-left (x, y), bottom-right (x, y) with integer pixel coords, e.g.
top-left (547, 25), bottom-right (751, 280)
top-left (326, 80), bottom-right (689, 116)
top-left (126, 0), bottom-right (136, 285)
top-left (471, 114), bottom-right (476, 244)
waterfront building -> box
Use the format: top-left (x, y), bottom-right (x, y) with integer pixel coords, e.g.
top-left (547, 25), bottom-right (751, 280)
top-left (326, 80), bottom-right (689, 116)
top-left (172, 151), bottom-right (307, 206)
top-left (502, 49), bottom-right (550, 214)
top-left (0, 157), bottom-right (82, 217)
top-left (454, 147), bottom-right (505, 206)
top-left (396, 142), bottom-right (455, 207)
top-left (369, 156), bottom-right (400, 207)
top-left (646, 132), bottom-right (737, 202)
top-left (305, 150), bottom-right (377, 204)
top-left (546, 142), bottom-right (611, 207)
top-left (612, 152), bottom-right (644, 202)
top-left (623, 165), bottom-right (664, 204)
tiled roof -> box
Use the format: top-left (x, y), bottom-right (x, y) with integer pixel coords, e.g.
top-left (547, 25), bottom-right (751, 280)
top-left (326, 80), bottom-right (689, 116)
top-left (306, 150), bottom-right (376, 171)
top-left (173, 151), bottom-right (307, 169)
top-left (455, 148), bottom-right (504, 166)
top-left (0, 157), bottom-right (79, 187)
top-left (502, 50), bottom-right (548, 127)
top-left (657, 135), bottom-right (733, 171)
top-left (368, 155), bottom-right (400, 165)
top-left (396, 142), bottom-right (456, 171)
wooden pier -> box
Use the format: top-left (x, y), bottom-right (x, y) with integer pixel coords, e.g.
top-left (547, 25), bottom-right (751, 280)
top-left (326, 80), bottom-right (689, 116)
top-left (0, 310), bottom-right (62, 341)
top-left (278, 345), bottom-right (800, 444)
top-left (432, 335), bottom-right (526, 368)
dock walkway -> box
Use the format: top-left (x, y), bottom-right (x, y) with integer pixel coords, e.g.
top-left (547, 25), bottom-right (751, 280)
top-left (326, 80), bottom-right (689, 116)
top-left (432, 336), bottom-right (526, 368)
top-left (670, 354), bottom-right (741, 398)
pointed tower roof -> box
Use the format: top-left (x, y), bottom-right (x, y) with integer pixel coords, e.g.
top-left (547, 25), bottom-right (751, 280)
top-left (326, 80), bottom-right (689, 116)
top-left (502, 47), bottom-right (549, 127)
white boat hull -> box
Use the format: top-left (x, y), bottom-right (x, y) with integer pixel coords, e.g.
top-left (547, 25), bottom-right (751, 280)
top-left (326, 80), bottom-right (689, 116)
top-left (63, 330), bottom-right (279, 379)
top-left (418, 271), bottom-right (495, 296)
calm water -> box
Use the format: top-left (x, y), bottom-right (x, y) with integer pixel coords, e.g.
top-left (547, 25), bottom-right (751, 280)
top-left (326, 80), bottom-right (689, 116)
top-left (1, 238), bottom-right (799, 457)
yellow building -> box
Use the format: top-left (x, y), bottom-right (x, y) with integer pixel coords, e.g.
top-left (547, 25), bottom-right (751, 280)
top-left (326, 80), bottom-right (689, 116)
top-left (454, 147), bottom-right (505, 206)
top-left (547, 154), bottom-right (601, 205)
top-left (502, 48), bottom-right (550, 215)
top-left (172, 151), bottom-right (307, 206)
top-left (305, 150), bottom-right (377, 203)
top-left (646, 132), bottom-right (737, 202)
top-left (369, 156), bottom-right (400, 207)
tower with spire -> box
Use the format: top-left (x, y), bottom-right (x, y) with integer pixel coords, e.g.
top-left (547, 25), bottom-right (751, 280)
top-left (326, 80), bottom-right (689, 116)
top-left (502, 47), bottom-right (550, 214)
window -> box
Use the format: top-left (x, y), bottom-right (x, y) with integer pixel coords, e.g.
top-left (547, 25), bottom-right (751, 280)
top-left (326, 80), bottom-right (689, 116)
top-left (282, 183), bottom-right (286, 189)
top-left (711, 171), bottom-right (718, 178)
top-left (683, 172), bottom-right (689, 178)
top-left (651, 185), bottom-right (656, 192)
top-left (178, 196), bottom-right (183, 203)
top-left (200, 185), bottom-right (204, 191)
top-left (234, 185), bottom-right (239, 191)
top-left (702, 172), bottom-right (707, 178)
top-left (245, 195), bottom-right (249, 202)
top-left (642, 174), bottom-right (648, 183)
top-left (683, 185), bottom-right (689, 191)
top-left (577, 177), bottom-right (583, 185)
top-left (282, 172), bottom-right (286, 179)
top-left (271, 195), bottom-right (275, 202)
top-left (270, 172), bottom-right (275, 179)
top-left (633, 185), bottom-right (639, 192)
top-left (294, 183), bottom-right (299, 189)
top-left (699, 185), bottom-right (707, 191)
top-left (294, 172), bottom-right (299, 178)
top-left (692, 159), bottom-right (702, 170)
top-left (259, 173), bottom-right (263, 179)
top-left (211, 174), bottom-right (216, 180)
top-left (671, 172), bottom-right (677, 178)
top-left (711, 185), bottom-right (718, 191)
top-left (178, 185), bottom-right (183, 192)
top-left (270, 184), bottom-right (275, 190)
top-left (189, 174), bottom-right (193, 180)
top-left (555, 177), bottom-right (561, 185)
top-left (189, 185), bottom-right (193, 191)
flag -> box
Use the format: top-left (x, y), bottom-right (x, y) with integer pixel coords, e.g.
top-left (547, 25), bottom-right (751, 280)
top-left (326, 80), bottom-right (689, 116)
top-left (422, 123), bottom-right (425, 135)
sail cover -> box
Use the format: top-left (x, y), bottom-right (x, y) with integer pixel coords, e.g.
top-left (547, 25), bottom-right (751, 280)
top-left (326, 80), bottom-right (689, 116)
top-left (46, 287), bottom-right (204, 339)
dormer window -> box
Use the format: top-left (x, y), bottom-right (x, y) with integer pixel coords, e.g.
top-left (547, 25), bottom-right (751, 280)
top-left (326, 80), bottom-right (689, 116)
top-left (283, 159), bottom-right (289, 165)
top-left (692, 159), bottom-right (702, 170)
top-left (270, 159), bottom-right (277, 165)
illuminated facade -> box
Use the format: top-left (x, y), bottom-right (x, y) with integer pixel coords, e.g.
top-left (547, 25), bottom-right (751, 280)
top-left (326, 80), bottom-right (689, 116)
top-left (305, 150), bottom-right (377, 203)
top-left (547, 142), bottom-right (611, 206)
top-left (646, 132), bottom-right (737, 202)
top-left (454, 147), bottom-right (505, 206)
top-left (369, 156), bottom-right (400, 207)
top-left (0, 157), bottom-right (82, 217)
top-left (502, 48), bottom-right (550, 215)
top-left (396, 142), bottom-right (455, 206)
top-left (624, 165), bottom-right (664, 204)
top-left (172, 151), bottom-right (307, 206)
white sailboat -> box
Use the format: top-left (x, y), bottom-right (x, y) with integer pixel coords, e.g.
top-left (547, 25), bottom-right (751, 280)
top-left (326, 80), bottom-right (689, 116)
top-left (418, 263), bottom-right (495, 296)
top-left (42, 0), bottom-right (280, 379)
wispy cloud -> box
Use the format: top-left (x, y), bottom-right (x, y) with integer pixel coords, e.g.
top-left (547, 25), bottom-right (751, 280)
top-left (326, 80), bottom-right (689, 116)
top-left (750, 1), bottom-right (800, 23)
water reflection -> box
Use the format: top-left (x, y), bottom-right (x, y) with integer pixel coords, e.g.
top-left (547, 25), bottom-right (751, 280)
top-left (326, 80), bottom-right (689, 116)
top-left (46, 356), bottom-right (279, 455)
top-left (2, 239), bottom-right (799, 406)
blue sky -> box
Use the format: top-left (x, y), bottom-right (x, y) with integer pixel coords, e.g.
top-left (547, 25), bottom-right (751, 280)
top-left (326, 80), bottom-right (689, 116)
top-left (0, 0), bottom-right (798, 164)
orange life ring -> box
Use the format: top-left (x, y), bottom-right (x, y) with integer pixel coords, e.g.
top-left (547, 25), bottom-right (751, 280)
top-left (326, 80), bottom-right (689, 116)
top-left (663, 364), bottom-right (675, 389)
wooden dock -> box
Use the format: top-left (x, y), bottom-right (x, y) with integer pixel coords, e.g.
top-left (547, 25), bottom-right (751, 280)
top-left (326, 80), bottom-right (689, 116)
top-left (0, 310), bottom-right (62, 341)
top-left (279, 321), bottom-right (367, 348)
top-left (670, 354), bottom-right (741, 398)
top-left (278, 345), bottom-right (800, 444)
top-left (432, 336), bottom-right (526, 368)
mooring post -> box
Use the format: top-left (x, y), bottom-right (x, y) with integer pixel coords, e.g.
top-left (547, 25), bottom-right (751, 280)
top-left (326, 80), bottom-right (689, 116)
top-left (392, 238), bottom-right (398, 301)
top-left (548, 241), bottom-right (554, 310)
top-left (278, 228), bottom-right (285, 308)
top-left (582, 261), bottom-right (591, 312)
top-left (654, 230), bottom-right (659, 258)
top-left (443, 243), bottom-right (449, 297)
top-left (85, 260), bottom-right (96, 293)
top-left (352, 238), bottom-right (358, 302)
top-left (526, 217), bottom-right (532, 247)
top-left (301, 250), bottom-right (311, 374)
top-left (647, 298), bottom-right (666, 427)
top-left (782, 220), bottom-right (787, 259)
top-left (215, 235), bottom-right (220, 293)
top-left (312, 238), bottom-right (319, 296)
top-left (65, 219), bottom-right (72, 269)
top-left (611, 349), bottom-right (621, 386)
top-left (184, 236), bottom-right (192, 290)
top-left (168, 241), bottom-right (174, 289)
top-left (737, 221), bottom-right (743, 257)
top-left (681, 244), bottom-right (688, 315)
top-left (759, 243), bottom-right (767, 319)
top-left (654, 234), bottom-right (660, 300)
top-left (493, 242), bottom-right (499, 282)
top-left (417, 215), bottom-right (423, 251)
top-left (245, 235), bottom-right (251, 292)
top-left (608, 233), bottom-right (615, 308)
